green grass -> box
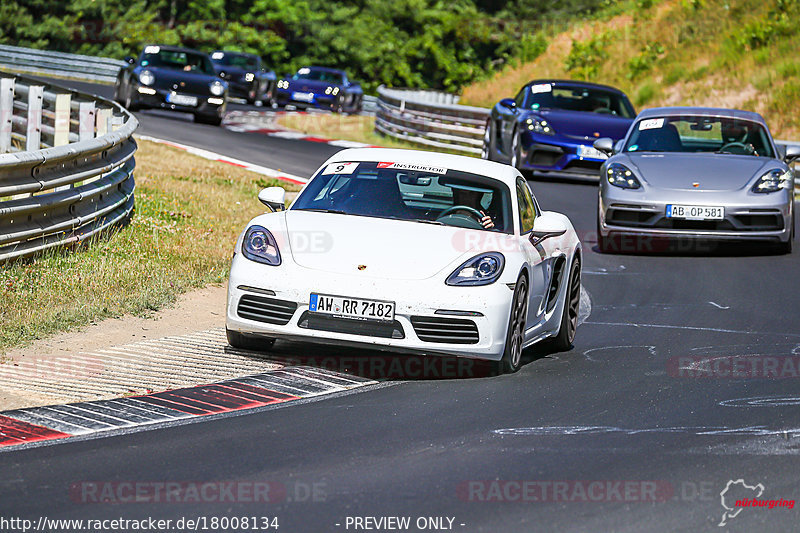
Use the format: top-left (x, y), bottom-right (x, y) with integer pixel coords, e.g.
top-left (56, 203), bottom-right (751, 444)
top-left (0, 140), bottom-right (301, 354)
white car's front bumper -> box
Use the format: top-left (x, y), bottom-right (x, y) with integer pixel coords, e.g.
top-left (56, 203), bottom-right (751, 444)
top-left (226, 253), bottom-right (516, 361)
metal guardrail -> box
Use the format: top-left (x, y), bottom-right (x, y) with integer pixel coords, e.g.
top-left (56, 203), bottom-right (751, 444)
top-left (375, 86), bottom-right (489, 154)
top-left (0, 44), bottom-right (125, 84)
top-left (0, 73), bottom-right (138, 262)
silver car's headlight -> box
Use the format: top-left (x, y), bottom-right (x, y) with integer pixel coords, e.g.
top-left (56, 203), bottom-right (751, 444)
top-left (209, 80), bottom-right (225, 96)
top-left (242, 226), bottom-right (281, 266)
top-left (138, 70), bottom-right (155, 86)
top-left (606, 162), bottom-right (642, 189)
top-left (526, 117), bottom-right (554, 135)
top-left (752, 168), bottom-right (792, 193)
top-left (446, 253), bottom-right (505, 286)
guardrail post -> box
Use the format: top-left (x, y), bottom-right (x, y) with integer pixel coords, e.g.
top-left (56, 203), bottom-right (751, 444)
top-left (96, 108), bottom-right (111, 137)
top-left (79, 101), bottom-right (96, 141)
top-left (53, 93), bottom-right (71, 191)
top-left (26, 85), bottom-right (43, 151)
top-left (0, 78), bottom-right (14, 153)
top-left (53, 93), bottom-right (71, 147)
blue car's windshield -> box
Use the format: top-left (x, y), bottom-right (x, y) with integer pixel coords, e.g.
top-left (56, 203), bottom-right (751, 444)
top-left (292, 68), bottom-right (344, 84)
top-left (292, 162), bottom-right (513, 233)
top-left (623, 116), bottom-right (775, 157)
top-left (523, 83), bottom-right (635, 119)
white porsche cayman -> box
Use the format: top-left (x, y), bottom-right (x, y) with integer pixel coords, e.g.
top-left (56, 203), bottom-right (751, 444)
top-left (226, 148), bottom-right (582, 373)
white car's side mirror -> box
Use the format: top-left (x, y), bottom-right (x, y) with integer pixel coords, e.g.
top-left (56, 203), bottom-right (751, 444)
top-left (530, 212), bottom-right (567, 246)
top-left (258, 187), bottom-right (286, 212)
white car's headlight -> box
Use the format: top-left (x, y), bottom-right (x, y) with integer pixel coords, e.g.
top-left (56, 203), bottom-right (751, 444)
top-left (242, 226), bottom-right (281, 266)
top-left (138, 70), bottom-right (155, 86)
top-left (244, 72), bottom-right (255, 82)
top-left (606, 162), bottom-right (642, 189)
top-left (446, 253), bottom-right (505, 286)
top-left (752, 168), bottom-right (792, 193)
top-left (209, 80), bottom-right (226, 96)
top-left (526, 117), bottom-right (554, 135)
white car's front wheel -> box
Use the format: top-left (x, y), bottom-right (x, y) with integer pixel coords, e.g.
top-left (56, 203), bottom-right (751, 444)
top-left (550, 257), bottom-right (581, 351)
top-left (495, 275), bottom-right (528, 374)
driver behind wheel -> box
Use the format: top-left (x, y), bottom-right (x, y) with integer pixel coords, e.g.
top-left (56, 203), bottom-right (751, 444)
top-left (452, 187), bottom-right (495, 229)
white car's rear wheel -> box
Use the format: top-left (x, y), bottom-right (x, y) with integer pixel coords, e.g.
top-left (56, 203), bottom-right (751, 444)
top-left (495, 276), bottom-right (528, 374)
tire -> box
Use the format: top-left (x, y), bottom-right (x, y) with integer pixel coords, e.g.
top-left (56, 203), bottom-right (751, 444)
top-left (195, 112), bottom-right (223, 126)
top-left (123, 86), bottom-right (139, 112)
top-left (549, 257), bottom-right (581, 352)
top-left (113, 78), bottom-right (123, 105)
top-left (597, 217), bottom-right (612, 253)
top-left (493, 275), bottom-right (529, 375)
top-left (481, 119), bottom-right (492, 160)
top-left (509, 127), bottom-right (523, 169)
top-left (226, 328), bottom-right (276, 352)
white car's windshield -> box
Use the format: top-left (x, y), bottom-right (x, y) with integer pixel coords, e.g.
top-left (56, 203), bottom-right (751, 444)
top-left (624, 116), bottom-right (775, 157)
top-left (292, 162), bottom-right (513, 233)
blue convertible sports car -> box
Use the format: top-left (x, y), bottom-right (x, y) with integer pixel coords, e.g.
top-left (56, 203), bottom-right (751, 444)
top-left (482, 80), bottom-right (636, 179)
top-left (275, 66), bottom-right (363, 113)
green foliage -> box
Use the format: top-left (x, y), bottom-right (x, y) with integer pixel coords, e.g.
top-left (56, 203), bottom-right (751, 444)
top-left (633, 81), bottom-right (658, 106)
top-left (0, 0), bottom-right (622, 93)
top-left (627, 42), bottom-right (664, 79)
top-left (564, 33), bottom-right (608, 80)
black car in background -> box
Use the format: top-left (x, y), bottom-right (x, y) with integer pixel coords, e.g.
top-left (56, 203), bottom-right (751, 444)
top-left (114, 45), bottom-right (228, 125)
top-left (210, 50), bottom-right (276, 106)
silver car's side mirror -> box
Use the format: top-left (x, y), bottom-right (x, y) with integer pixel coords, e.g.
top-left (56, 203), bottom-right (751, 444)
top-left (784, 145), bottom-right (800, 163)
top-left (593, 137), bottom-right (614, 155)
top-left (529, 212), bottom-right (567, 246)
top-left (258, 187), bottom-right (286, 212)
top-left (613, 139), bottom-right (625, 154)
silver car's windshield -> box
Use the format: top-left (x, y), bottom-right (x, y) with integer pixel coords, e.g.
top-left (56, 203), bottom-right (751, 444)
top-left (624, 116), bottom-right (775, 157)
top-left (292, 162), bottom-right (513, 233)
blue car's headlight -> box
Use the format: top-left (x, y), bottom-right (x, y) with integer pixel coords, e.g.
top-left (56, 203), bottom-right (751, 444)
top-left (277, 80), bottom-right (289, 89)
top-left (446, 253), bottom-right (505, 286)
top-left (138, 70), bottom-right (155, 86)
top-left (242, 225), bottom-right (281, 266)
top-left (526, 117), bottom-right (554, 136)
top-left (752, 168), bottom-right (792, 193)
top-left (606, 163), bottom-right (642, 189)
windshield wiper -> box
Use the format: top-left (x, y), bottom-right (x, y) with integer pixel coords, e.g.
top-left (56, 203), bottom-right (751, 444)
top-left (296, 208), bottom-right (348, 215)
top-left (412, 219), bottom-right (445, 226)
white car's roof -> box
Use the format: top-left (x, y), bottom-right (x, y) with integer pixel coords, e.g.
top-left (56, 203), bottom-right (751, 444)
top-left (320, 148), bottom-right (522, 188)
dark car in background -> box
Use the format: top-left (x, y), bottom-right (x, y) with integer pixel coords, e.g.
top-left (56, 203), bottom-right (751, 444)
top-left (114, 45), bottom-right (228, 125)
top-left (275, 66), bottom-right (363, 113)
top-left (210, 50), bottom-right (276, 106)
top-left (482, 80), bottom-right (636, 180)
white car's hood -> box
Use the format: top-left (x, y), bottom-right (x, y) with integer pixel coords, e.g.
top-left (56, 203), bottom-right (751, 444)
top-left (283, 211), bottom-right (499, 280)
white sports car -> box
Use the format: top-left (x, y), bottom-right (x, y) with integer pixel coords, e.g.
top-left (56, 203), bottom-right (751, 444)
top-left (226, 148), bottom-right (582, 373)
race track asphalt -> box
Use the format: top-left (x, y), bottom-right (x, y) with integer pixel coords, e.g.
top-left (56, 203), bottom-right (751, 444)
top-left (1, 78), bottom-right (799, 533)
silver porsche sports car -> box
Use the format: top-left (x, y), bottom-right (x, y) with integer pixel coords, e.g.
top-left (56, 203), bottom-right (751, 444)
top-left (594, 107), bottom-right (799, 253)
